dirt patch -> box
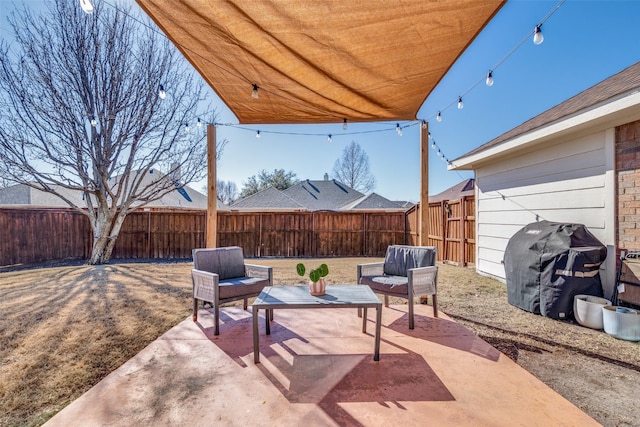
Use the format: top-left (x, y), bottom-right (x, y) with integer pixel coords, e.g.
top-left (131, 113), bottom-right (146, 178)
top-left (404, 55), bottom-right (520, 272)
top-left (0, 258), bottom-right (638, 426)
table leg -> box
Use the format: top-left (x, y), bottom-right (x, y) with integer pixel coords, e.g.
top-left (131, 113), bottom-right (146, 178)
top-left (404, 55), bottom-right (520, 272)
top-left (253, 307), bottom-right (260, 364)
top-left (374, 305), bottom-right (382, 361)
top-left (265, 309), bottom-right (271, 335)
top-left (362, 307), bottom-right (367, 333)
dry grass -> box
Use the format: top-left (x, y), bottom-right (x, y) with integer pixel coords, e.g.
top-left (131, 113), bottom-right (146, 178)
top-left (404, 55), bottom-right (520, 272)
top-left (1, 258), bottom-right (639, 427)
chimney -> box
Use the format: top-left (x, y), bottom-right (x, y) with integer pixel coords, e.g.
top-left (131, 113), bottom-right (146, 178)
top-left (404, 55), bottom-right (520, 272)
top-left (324, 173), bottom-right (329, 181)
top-left (170, 162), bottom-right (181, 183)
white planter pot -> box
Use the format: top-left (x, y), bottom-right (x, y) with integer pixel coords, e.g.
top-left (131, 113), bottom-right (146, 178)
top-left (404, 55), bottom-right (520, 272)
top-left (573, 294), bottom-right (611, 330)
top-left (602, 306), bottom-right (640, 341)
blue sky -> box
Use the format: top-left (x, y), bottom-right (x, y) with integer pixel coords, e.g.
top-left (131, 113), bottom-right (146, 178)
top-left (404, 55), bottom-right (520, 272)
top-left (2, 0), bottom-right (640, 202)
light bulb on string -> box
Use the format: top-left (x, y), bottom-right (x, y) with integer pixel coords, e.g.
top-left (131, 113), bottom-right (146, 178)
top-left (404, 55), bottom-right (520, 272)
top-left (184, 123), bottom-right (190, 133)
top-left (533, 24), bottom-right (544, 45)
top-left (197, 118), bottom-right (202, 128)
top-left (431, 141), bottom-right (436, 149)
top-left (251, 84), bottom-right (259, 99)
top-left (437, 150), bottom-right (442, 157)
top-left (396, 123), bottom-right (402, 136)
top-left (486, 70), bottom-right (494, 87)
top-left (90, 116), bottom-right (97, 127)
top-left (343, 118), bottom-right (348, 130)
top-left (256, 130), bottom-right (261, 139)
top-left (158, 85), bottom-right (166, 100)
top-left (328, 134), bottom-right (332, 143)
top-left (421, 120), bottom-right (427, 129)
top-left (79, 0), bottom-right (94, 14)
top-left (457, 96), bottom-right (464, 110)
top-left (436, 111), bottom-right (442, 122)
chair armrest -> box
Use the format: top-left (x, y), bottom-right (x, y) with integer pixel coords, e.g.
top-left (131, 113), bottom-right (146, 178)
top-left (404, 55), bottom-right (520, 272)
top-left (192, 269), bottom-right (219, 303)
top-left (408, 266), bottom-right (438, 296)
top-left (245, 264), bottom-right (273, 285)
top-left (357, 262), bottom-right (384, 283)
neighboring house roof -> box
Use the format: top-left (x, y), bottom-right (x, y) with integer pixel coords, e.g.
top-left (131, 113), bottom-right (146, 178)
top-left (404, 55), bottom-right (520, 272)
top-left (395, 201), bottom-right (416, 209)
top-left (429, 179), bottom-right (475, 203)
top-left (229, 186), bottom-right (305, 211)
top-left (0, 169), bottom-right (221, 210)
top-left (343, 193), bottom-right (405, 210)
top-left (229, 177), bottom-right (406, 211)
top-left (282, 179), bottom-right (365, 211)
top-left (453, 61), bottom-right (640, 168)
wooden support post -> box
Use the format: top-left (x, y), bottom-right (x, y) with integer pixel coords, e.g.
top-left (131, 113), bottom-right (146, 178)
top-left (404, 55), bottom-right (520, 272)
top-left (206, 124), bottom-right (217, 248)
top-left (460, 196), bottom-right (466, 266)
top-left (420, 122), bottom-right (429, 246)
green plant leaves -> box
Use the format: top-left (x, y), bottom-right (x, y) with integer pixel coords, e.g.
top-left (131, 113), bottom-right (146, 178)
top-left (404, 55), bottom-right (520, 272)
top-left (309, 269), bottom-right (321, 283)
top-left (319, 263), bottom-right (329, 277)
top-left (296, 262), bottom-right (328, 282)
top-left (296, 263), bottom-right (305, 277)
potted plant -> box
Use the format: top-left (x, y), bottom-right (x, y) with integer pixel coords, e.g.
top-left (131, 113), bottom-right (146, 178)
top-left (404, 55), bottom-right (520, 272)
top-left (296, 262), bottom-right (329, 296)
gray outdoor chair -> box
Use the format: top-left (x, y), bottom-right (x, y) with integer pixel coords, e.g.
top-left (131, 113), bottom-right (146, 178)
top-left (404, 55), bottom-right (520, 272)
top-left (192, 246), bottom-right (273, 335)
top-left (357, 245), bottom-right (438, 329)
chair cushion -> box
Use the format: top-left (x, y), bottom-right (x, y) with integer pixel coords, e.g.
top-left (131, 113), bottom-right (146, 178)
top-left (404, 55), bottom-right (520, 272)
top-left (193, 247), bottom-right (246, 280)
top-left (219, 277), bottom-right (270, 300)
top-left (383, 245), bottom-right (436, 277)
top-left (360, 275), bottom-right (409, 296)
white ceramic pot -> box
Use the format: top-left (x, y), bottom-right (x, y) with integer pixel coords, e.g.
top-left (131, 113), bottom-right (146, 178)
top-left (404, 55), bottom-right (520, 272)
top-left (602, 305), bottom-right (640, 341)
top-left (573, 294), bottom-right (611, 330)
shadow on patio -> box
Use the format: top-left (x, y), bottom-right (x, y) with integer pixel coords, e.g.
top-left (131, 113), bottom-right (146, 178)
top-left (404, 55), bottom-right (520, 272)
top-left (44, 304), bottom-right (598, 426)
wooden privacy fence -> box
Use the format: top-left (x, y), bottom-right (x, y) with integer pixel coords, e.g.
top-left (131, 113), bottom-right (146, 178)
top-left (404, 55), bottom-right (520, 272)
top-left (0, 200), bottom-right (475, 267)
top-left (405, 196), bottom-right (476, 266)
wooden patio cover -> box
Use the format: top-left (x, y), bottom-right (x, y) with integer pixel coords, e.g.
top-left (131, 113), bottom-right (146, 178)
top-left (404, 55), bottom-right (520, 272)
top-left (135, 0), bottom-right (505, 124)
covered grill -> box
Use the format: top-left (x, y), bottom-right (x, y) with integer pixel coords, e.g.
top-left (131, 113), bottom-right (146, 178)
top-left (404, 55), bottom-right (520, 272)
top-left (504, 221), bottom-right (607, 319)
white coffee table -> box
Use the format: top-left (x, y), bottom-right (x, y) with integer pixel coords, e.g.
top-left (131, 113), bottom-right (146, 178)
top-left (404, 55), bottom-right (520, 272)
top-left (252, 285), bottom-right (382, 363)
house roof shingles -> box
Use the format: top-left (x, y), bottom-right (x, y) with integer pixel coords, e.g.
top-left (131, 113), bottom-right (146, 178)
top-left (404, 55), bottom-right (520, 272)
top-left (230, 186), bottom-right (305, 210)
top-left (0, 169), bottom-right (222, 210)
top-left (344, 193), bottom-right (405, 210)
top-left (282, 179), bottom-right (365, 211)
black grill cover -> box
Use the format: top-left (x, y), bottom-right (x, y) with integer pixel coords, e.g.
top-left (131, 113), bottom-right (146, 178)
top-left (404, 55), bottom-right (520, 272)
top-left (504, 221), bottom-right (607, 319)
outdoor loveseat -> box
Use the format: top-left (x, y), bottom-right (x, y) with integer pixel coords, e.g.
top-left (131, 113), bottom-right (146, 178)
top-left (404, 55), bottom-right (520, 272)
top-left (357, 245), bottom-right (438, 329)
top-left (191, 246), bottom-right (273, 335)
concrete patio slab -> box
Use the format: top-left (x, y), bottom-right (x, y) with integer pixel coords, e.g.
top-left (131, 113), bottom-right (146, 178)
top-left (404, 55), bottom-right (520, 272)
top-left (44, 304), bottom-right (598, 426)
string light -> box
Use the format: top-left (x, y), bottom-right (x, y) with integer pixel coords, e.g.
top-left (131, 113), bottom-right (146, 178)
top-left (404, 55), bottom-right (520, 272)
top-left (421, 120), bottom-right (427, 129)
top-left (158, 85), bottom-right (166, 100)
top-left (457, 96), bottom-right (464, 109)
top-left (184, 123), bottom-right (190, 133)
top-left (485, 70), bottom-right (494, 87)
top-left (396, 123), bottom-right (402, 136)
top-left (256, 130), bottom-right (261, 139)
top-left (436, 111), bottom-right (442, 122)
top-left (79, 0), bottom-right (94, 14)
top-left (197, 117), bottom-right (202, 128)
top-left (90, 116), bottom-right (97, 127)
top-left (343, 118), bottom-right (348, 130)
top-left (533, 24), bottom-right (544, 45)
top-left (251, 84), bottom-right (259, 99)
top-left (327, 134), bottom-right (332, 143)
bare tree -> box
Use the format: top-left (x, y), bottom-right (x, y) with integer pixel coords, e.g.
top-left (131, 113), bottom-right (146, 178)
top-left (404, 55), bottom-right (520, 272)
top-left (239, 169), bottom-right (299, 198)
top-left (0, 0), bottom-right (225, 264)
top-left (332, 141), bottom-right (375, 193)
top-left (216, 179), bottom-right (238, 204)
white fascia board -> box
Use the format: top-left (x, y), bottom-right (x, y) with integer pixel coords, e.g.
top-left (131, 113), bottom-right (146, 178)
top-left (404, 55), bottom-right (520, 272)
top-left (450, 90), bottom-right (640, 171)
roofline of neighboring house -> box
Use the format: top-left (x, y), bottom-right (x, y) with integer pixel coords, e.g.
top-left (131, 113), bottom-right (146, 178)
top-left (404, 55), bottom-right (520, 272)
top-left (228, 208), bottom-right (308, 212)
top-left (450, 88), bottom-right (640, 171)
